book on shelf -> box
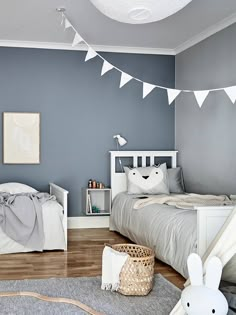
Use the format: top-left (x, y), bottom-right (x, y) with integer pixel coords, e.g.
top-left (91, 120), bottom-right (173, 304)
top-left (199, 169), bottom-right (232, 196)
top-left (87, 194), bottom-right (92, 214)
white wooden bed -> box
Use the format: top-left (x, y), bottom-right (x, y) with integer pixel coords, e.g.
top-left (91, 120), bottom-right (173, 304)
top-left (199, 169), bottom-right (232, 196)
top-left (0, 183), bottom-right (68, 254)
top-left (110, 151), bottom-right (234, 258)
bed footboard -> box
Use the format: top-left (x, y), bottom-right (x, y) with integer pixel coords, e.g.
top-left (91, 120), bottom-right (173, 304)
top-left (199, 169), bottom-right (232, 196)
top-left (196, 205), bottom-right (234, 257)
top-left (49, 183), bottom-right (69, 250)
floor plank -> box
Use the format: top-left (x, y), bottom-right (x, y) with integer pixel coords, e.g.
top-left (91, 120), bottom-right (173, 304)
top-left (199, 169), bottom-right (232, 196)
top-left (0, 229), bottom-right (185, 289)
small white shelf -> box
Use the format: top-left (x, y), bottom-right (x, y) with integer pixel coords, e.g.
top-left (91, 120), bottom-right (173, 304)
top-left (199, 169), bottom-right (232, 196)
top-left (82, 188), bottom-right (112, 216)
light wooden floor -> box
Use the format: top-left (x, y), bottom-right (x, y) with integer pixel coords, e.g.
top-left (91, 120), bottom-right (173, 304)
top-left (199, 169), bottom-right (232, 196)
top-left (0, 229), bottom-right (185, 289)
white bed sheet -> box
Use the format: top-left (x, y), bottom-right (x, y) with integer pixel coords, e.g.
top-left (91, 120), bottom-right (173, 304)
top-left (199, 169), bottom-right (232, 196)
top-left (0, 200), bottom-right (66, 254)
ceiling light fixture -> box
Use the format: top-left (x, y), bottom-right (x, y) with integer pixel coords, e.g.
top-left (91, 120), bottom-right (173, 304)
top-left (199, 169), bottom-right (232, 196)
top-left (89, 0), bottom-right (192, 24)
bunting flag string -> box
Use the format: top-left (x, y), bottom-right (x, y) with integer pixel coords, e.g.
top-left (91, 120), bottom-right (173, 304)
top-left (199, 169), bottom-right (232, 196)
top-left (120, 72), bottom-right (133, 88)
top-left (72, 33), bottom-right (84, 47)
top-left (143, 83), bottom-right (156, 99)
top-left (167, 89), bottom-right (181, 105)
top-left (64, 19), bottom-right (72, 30)
top-left (194, 90), bottom-right (210, 108)
top-left (85, 47), bottom-right (97, 62)
top-left (101, 61), bottom-right (113, 76)
top-left (224, 86), bottom-right (236, 104)
top-left (59, 12), bottom-right (236, 109)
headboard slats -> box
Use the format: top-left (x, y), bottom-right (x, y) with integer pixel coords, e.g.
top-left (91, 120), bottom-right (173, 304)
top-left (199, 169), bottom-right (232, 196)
top-left (150, 156), bottom-right (154, 165)
top-left (141, 156), bottom-right (146, 167)
top-left (110, 151), bottom-right (178, 200)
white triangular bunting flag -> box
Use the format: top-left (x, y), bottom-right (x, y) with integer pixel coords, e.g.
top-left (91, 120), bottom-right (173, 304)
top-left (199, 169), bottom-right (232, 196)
top-left (65, 19), bottom-right (72, 29)
top-left (194, 90), bottom-right (209, 108)
top-left (143, 83), bottom-right (156, 98)
top-left (119, 72), bottom-right (132, 88)
top-left (72, 33), bottom-right (83, 47)
top-left (101, 61), bottom-right (113, 76)
top-left (85, 47), bottom-right (97, 62)
top-left (224, 86), bottom-right (236, 103)
top-left (167, 89), bottom-right (181, 105)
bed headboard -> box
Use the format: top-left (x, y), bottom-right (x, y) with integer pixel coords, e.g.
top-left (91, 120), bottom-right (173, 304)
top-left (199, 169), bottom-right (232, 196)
top-left (110, 151), bottom-right (178, 200)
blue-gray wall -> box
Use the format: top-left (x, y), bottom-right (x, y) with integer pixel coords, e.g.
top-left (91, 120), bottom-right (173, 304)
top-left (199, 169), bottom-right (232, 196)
top-left (0, 47), bottom-right (175, 216)
top-left (176, 23), bottom-right (236, 195)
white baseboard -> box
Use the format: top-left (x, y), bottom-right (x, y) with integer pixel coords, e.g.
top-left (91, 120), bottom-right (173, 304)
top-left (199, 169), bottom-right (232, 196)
top-left (68, 216), bottom-right (110, 229)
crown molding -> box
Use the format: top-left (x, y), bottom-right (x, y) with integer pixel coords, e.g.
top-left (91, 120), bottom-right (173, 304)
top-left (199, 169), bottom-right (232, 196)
top-left (0, 39), bottom-right (176, 55)
top-left (175, 12), bottom-right (236, 54)
top-left (0, 13), bottom-right (235, 56)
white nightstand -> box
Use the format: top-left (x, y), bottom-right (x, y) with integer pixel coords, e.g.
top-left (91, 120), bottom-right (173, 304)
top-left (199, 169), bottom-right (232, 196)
top-left (82, 188), bottom-right (112, 216)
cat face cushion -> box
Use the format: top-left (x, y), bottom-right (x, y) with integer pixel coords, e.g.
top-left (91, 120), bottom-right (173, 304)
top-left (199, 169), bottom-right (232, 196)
top-left (124, 163), bottom-right (170, 195)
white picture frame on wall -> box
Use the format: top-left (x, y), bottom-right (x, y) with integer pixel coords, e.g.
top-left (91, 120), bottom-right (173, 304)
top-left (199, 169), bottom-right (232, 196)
top-left (3, 112), bottom-right (40, 164)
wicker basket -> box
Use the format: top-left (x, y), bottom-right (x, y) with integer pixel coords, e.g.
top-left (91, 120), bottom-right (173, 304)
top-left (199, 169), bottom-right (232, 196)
top-left (112, 244), bottom-right (155, 296)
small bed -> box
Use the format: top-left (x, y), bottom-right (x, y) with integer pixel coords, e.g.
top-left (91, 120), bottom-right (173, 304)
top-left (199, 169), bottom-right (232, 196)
top-left (0, 182), bottom-right (68, 254)
top-left (109, 151), bottom-right (235, 280)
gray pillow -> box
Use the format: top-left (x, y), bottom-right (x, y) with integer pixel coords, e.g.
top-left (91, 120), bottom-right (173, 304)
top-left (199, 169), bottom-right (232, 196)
top-left (124, 163), bottom-right (170, 195)
top-left (167, 167), bottom-right (185, 193)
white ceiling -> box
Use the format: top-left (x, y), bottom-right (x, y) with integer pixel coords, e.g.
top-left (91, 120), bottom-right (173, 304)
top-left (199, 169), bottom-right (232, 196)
top-left (0, 0), bottom-right (235, 54)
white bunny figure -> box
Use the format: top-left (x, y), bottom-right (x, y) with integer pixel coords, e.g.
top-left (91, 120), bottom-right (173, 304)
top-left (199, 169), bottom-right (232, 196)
top-left (181, 253), bottom-right (228, 315)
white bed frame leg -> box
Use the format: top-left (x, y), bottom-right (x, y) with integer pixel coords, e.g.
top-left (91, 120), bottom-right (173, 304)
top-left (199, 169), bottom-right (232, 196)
top-left (49, 183), bottom-right (69, 251)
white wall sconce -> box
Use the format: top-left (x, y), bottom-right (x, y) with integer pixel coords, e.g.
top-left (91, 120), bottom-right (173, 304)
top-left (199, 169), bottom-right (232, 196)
top-left (113, 134), bottom-right (127, 147)
top-left (113, 134), bottom-right (127, 172)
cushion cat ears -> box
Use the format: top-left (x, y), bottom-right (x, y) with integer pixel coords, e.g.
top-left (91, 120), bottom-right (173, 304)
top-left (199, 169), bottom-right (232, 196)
top-left (125, 164), bottom-right (161, 170)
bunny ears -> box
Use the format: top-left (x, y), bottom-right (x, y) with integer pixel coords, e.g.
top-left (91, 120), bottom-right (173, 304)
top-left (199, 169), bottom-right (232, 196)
top-left (187, 254), bottom-right (223, 290)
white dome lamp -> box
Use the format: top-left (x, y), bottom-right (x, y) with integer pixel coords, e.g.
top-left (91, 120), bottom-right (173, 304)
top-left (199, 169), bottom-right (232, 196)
top-left (89, 0), bottom-right (192, 24)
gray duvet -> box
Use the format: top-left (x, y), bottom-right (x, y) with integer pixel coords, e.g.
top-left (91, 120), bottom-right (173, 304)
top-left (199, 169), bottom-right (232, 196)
top-left (110, 193), bottom-right (197, 278)
top-left (0, 192), bottom-right (55, 251)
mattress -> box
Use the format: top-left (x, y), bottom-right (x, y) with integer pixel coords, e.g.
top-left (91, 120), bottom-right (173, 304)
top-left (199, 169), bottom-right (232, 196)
top-left (110, 192), bottom-right (197, 278)
top-left (0, 199), bottom-right (66, 254)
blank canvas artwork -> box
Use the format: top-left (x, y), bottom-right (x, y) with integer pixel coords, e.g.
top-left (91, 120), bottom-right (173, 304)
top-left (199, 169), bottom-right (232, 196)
top-left (3, 112), bottom-right (40, 164)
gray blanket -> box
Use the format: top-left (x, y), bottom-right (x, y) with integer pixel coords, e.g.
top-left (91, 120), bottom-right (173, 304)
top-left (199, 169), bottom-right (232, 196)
top-left (0, 192), bottom-right (55, 251)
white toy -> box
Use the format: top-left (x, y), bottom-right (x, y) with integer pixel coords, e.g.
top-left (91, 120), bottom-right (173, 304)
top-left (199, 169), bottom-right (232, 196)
top-left (181, 254), bottom-right (228, 315)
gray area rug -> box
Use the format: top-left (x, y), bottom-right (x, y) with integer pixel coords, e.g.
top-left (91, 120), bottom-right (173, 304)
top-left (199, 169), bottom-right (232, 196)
top-left (0, 274), bottom-right (181, 315)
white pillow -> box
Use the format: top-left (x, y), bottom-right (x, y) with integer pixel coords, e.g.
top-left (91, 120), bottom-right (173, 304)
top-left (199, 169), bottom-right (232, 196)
top-left (0, 182), bottom-right (37, 194)
top-left (124, 163), bottom-right (170, 195)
